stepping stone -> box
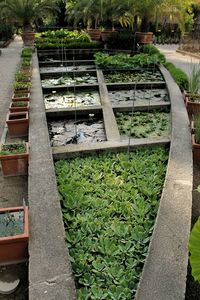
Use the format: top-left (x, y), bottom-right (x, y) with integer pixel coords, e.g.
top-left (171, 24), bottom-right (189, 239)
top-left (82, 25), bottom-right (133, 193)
top-left (0, 270), bottom-right (20, 295)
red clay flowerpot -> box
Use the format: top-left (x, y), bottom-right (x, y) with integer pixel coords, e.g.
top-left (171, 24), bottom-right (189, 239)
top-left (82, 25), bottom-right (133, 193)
top-left (6, 112), bottom-right (29, 138)
top-left (12, 92), bottom-right (30, 102)
top-left (135, 32), bottom-right (153, 44)
top-left (186, 96), bottom-right (200, 120)
top-left (21, 31), bottom-right (35, 46)
top-left (101, 30), bottom-right (116, 42)
top-left (0, 206), bottom-right (29, 264)
top-left (9, 102), bottom-right (29, 113)
top-left (0, 143), bottom-right (29, 177)
top-left (87, 29), bottom-right (101, 41)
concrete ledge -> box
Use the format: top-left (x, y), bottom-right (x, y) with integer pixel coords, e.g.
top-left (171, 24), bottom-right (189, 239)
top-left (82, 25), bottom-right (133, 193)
top-left (135, 65), bottom-right (192, 300)
top-left (176, 49), bottom-right (200, 59)
top-left (28, 52), bottom-right (76, 300)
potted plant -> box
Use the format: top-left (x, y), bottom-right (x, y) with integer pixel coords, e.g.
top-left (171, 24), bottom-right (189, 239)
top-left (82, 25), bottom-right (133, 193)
top-left (192, 113), bottom-right (200, 160)
top-left (15, 71), bottom-right (31, 83)
top-left (0, 143), bottom-right (29, 177)
top-left (0, 206), bottom-right (29, 263)
top-left (6, 112), bottom-right (29, 138)
top-left (186, 64), bottom-right (200, 119)
top-left (13, 82), bottom-right (31, 94)
top-left (12, 92), bottom-right (30, 102)
top-left (0, 0), bottom-right (55, 46)
top-left (9, 101), bottom-right (30, 113)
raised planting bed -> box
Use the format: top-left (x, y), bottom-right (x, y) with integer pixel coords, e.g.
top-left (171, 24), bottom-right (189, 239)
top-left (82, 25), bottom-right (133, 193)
top-left (109, 88), bottom-right (169, 106)
top-left (104, 70), bottom-right (164, 83)
top-left (44, 90), bottom-right (101, 110)
top-left (41, 73), bottom-right (97, 87)
top-left (48, 115), bottom-right (106, 146)
top-left (55, 147), bottom-right (168, 299)
top-left (0, 206), bottom-right (29, 264)
top-left (116, 111), bottom-right (170, 139)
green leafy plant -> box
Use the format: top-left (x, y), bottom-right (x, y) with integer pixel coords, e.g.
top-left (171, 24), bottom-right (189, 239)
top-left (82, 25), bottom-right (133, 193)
top-left (15, 71), bottom-right (30, 82)
top-left (14, 82), bottom-right (31, 90)
top-left (116, 111), bottom-right (170, 138)
top-left (189, 183), bottom-right (200, 283)
top-left (11, 101), bottom-right (28, 107)
top-left (21, 48), bottom-right (33, 58)
top-left (0, 143), bottom-right (26, 155)
top-left (188, 64), bottom-right (200, 98)
top-left (55, 148), bottom-right (168, 299)
top-left (104, 70), bottom-right (163, 83)
top-left (164, 62), bottom-right (189, 91)
top-left (94, 52), bottom-right (165, 70)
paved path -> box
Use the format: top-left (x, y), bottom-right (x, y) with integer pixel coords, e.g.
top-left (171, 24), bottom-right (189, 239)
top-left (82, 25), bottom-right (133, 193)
top-left (0, 37), bottom-right (28, 300)
top-left (156, 44), bottom-right (200, 77)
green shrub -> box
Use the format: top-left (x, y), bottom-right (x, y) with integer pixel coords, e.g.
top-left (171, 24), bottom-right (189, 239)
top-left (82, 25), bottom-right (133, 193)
top-left (36, 40), bottom-right (102, 50)
top-left (21, 48), bottom-right (33, 58)
top-left (164, 62), bottom-right (189, 91)
top-left (195, 114), bottom-right (200, 144)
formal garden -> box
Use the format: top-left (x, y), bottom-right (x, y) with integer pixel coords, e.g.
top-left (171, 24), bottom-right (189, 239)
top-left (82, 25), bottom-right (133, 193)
top-left (0, 0), bottom-right (200, 299)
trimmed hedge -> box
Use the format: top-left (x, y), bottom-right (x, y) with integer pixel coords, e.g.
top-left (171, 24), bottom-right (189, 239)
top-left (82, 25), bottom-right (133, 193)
top-left (164, 62), bottom-right (189, 91)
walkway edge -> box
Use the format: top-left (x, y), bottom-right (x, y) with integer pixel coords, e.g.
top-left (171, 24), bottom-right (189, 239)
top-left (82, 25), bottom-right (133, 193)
top-left (28, 52), bottom-right (76, 300)
top-left (135, 65), bottom-right (193, 300)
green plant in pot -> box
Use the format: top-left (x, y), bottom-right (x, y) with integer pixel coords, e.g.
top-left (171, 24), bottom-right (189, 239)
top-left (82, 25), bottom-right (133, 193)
top-left (186, 64), bottom-right (200, 119)
top-left (0, 0), bottom-right (56, 46)
top-left (14, 81), bottom-right (31, 92)
top-left (0, 143), bottom-right (29, 177)
top-left (192, 113), bottom-right (200, 160)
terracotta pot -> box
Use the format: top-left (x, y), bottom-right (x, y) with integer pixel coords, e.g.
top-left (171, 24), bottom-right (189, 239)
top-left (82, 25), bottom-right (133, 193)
top-left (0, 143), bottom-right (29, 177)
top-left (135, 32), bottom-right (153, 44)
top-left (6, 112), bottom-right (29, 138)
top-left (12, 92), bottom-right (30, 102)
top-left (192, 134), bottom-right (200, 161)
top-left (14, 85), bottom-right (31, 94)
top-left (20, 68), bottom-right (32, 77)
top-left (87, 29), bottom-right (101, 41)
top-left (9, 102), bottom-right (29, 113)
top-left (186, 96), bottom-right (200, 120)
top-left (0, 206), bottom-right (29, 264)
top-left (21, 31), bottom-right (35, 46)
top-left (101, 30), bottom-right (116, 42)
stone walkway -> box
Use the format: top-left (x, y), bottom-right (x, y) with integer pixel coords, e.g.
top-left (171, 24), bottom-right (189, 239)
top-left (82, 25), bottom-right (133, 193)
top-left (157, 44), bottom-right (200, 300)
top-left (0, 36), bottom-right (28, 299)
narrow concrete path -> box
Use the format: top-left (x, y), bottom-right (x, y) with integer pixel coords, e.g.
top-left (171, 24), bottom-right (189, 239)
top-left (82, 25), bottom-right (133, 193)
top-left (157, 44), bottom-right (200, 300)
top-left (0, 36), bottom-right (28, 300)
top-left (156, 44), bottom-right (200, 76)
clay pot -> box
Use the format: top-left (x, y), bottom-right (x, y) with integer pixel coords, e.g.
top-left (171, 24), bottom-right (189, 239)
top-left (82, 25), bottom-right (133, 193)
top-left (21, 31), bottom-right (35, 46)
top-left (9, 102), bottom-right (29, 113)
top-left (12, 92), bottom-right (30, 102)
top-left (135, 32), bottom-right (153, 44)
top-left (0, 143), bottom-right (29, 177)
top-left (87, 29), bottom-right (101, 41)
top-left (101, 30), bottom-right (116, 42)
top-left (6, 112), bottom-right (29, 138)
top-left (186, 95), bottom-right (200, 120)
top-left (0, 206), bottom-right (29, 264)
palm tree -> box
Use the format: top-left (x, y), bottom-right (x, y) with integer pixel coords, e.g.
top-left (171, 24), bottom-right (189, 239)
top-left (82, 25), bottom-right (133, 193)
top-left (0, 0), bottom-right (56, 31)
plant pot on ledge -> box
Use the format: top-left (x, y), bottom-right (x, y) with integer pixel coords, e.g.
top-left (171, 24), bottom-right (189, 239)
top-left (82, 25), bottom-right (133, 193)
top-left (0, 143), bottom-right (29, 177)
top-left (21, 31), bottom-right (35, 46)
top-left (12, 92), bottom-right (30, 102)
top-left (186, 94), bottom-right (200, 120)
top-left (87, 29), bottom-right (101, 41)
top-left (0, 206), bottom-right (29, 264)
top-left (101, 30), bottom-right (116, 42)
top-left (6, 112), bottom-right (29, 138)
top-left (135, 32), bottom-right (153, 44)
top-left (192, 134), bottom-right (200, 161)
top-left (9, 101), bottom-right (29, 113)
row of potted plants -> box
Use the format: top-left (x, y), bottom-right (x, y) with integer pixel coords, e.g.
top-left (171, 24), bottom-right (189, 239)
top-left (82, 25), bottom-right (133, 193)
top-left (0, 48), bottom-right (33, 265)
top-left (0, 47), bottom-right (33, 178)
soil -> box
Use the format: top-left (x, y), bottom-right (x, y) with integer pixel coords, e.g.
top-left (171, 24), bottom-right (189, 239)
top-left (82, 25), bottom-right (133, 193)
top-left (185, 160), bottom-right (200, 300)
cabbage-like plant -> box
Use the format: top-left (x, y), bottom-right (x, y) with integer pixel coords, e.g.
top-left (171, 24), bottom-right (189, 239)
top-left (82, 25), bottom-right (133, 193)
top-left (189, 216), bottom-right (200, 282)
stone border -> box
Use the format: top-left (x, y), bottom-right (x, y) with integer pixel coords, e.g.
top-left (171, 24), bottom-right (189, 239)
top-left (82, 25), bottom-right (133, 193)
top-left (135, 65), bottom-right (193, 300)
top-left (28, 52), bottom-right (76, 300)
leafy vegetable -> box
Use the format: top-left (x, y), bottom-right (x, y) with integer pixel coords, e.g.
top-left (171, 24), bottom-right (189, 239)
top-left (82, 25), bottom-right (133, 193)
top-left (55, 148), bottom-right (168, 299)
top-left (0, 143), bottom-right (26, 155)
top-left (189, 218), bottom-right (200, 282)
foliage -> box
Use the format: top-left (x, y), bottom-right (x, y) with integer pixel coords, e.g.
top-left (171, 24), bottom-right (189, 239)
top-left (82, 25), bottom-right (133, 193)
top-left (39, 29), bottom-right (91, 41)
top-left (15, 71), bottom-right (30, 82)
top-left (21, 48), bottom-right (33, 58)
top-left (94, 52), bottom-right (165, 70)
top-left (0, 143), bottom-right (26, 155)
top-left (0, 210), bottom-right (24, 237)
top-left (164, 62), bottom-right (189, 91)
top-left (0, 23), bottom-right (15, 40)
top-left (189, 217), bottom-right (200, 282)
top-left (104, 70), bottom-right (163, 83)
top-left (142, 44), bottom-right (161, 55)
top-left (14, 81), bottom-right (31, 90)
top-left (188, 64), bottom-right (200, 96)
top-left (195, 114), bottom-right (200, 144)
top-left (36, 40), bottom-right (102, 50)
top-left (55, 148), bottom-right (168, 299)
top-left (0, 0), bottom-right (56, 31)
top-left (116, 111), bottom-right (170, 138)
top-left (12, 101), bottom-right (28, 107)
